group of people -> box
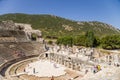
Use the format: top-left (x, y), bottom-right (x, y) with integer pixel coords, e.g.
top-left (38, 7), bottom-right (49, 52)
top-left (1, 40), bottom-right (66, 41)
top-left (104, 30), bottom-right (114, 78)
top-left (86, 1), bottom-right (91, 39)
top-left (85, 65), bottom-right (101, 74)
top-left (93, 65), bottom-right (101, 73)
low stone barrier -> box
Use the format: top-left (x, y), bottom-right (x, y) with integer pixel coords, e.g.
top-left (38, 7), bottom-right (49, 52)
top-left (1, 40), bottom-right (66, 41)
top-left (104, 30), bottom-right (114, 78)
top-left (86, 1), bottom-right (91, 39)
top-left (0, 55), bottom-right (38, 76)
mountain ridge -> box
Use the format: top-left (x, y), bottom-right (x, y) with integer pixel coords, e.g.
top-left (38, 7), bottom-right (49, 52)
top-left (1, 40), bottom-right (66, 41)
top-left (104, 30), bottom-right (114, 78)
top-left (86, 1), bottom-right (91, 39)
top-left (0, 13), bottom-right (119, 37)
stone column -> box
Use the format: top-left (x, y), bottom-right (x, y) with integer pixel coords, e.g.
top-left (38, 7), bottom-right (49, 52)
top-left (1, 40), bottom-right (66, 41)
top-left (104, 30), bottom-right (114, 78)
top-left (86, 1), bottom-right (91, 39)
top-left (66, 61), bottom-right (69, 68)
top-left (81, 64), bottom-right (84, 70)
top-left (55, 56), bottom-right (57, 62)
top-left (74, 63), bottom-right (78, 70)
top-left (64, 61), bottom-right (66, 66)
top-left (60, 58), bottom-right (62, 64)
top-left (72, 63), bottom-right (75, 70)
top-left (65, 61), bottom-right (67, 67)
top-left (51, 56), bottom-right (54, 60)
top-left (69, 62), bottom-right (72, 68)
top-left (58, 58), bottom-right (60, 64)
top-left (77, 64), bottom-right (81, 71)
top-left (105, 55), bottom-right (108, 62)
top-left (62, 60), bottom-right (64, 65)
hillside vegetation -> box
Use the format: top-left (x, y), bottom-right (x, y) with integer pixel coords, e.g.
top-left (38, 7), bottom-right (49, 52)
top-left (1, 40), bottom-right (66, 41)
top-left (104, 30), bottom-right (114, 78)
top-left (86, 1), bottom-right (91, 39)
top-left (0, 13), bottom-right (120, 38)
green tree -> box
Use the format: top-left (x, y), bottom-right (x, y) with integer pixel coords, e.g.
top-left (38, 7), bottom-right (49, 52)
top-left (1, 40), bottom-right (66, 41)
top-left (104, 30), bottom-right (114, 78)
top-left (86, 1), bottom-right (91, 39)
top-left (56, 36), bottom-right (73, 47)
top-left (48, 40), bottom-right (53, 45)
top-left (31, 33), bottom-right (37, 41)
top-left (85, 31), bottom-right (95, 47)
top-left (73, 35), bottom-right (86, 46)
top-left (101, 35), bottom-right (120, 49)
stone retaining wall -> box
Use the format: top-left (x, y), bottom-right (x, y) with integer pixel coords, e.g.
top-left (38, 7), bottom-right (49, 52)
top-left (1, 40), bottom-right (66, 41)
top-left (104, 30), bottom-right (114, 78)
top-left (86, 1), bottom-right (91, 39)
top-left (0, 30), bottom-right (28, 42)
top-left (0, 55), bottom-right (38, 76)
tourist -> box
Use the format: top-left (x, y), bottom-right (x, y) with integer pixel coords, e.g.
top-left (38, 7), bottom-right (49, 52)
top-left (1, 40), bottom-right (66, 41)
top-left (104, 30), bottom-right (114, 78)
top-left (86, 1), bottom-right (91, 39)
top-left (85, 69), bottom-right (88, 74)
top-left (117, 63), bottom-right (120, 67)
top-left (33, 68), bottom-right (35, 74)
top-left (24, 68), bottom-right (26, 72)
top-left (51, 76), bottom-right (54, 80)
top-left (97, 65), bottom-right (101, 71)
top-left (93, 65), bottom-right (97, 73)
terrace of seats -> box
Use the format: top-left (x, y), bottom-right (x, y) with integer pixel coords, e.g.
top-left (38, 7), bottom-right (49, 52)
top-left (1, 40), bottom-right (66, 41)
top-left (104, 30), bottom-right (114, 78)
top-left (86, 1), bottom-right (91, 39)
top-left (0, 42), bottom-right (44, 65)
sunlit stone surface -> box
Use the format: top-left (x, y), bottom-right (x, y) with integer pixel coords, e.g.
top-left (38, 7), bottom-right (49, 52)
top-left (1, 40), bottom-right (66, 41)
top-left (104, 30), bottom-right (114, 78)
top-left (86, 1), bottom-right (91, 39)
top-left (25, 60), bottom-right (66, 77)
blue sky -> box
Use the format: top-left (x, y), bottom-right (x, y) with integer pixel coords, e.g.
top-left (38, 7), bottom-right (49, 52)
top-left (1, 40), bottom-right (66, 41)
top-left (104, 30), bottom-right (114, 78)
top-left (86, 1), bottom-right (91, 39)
top-left (0, 0), bottom-right (120, 29)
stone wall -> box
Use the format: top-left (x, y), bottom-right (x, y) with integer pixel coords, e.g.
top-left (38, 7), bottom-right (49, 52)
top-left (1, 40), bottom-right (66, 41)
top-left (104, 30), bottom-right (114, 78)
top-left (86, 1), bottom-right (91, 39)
top-left (0, 20), bottom-right (16, 30)
top-left (15, 23), bottom-right (42, 42)
top-left (0, 30), bottom-right (28, 42)
top-left (0, 37), bottom-right (17, 42)
top-left (0, 55), bottom-right (38, 76)
top-left (0, 20), bottom-right (43, 42)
